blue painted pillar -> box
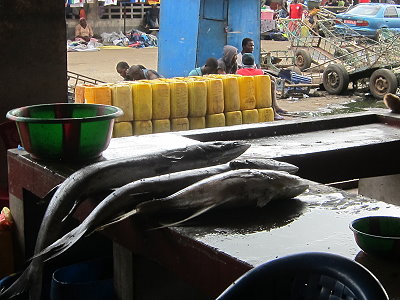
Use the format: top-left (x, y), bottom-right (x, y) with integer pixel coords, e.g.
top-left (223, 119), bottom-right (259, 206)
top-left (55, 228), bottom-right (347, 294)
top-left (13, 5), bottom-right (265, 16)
top-left (158, 0), bottom-right (201, 78)
top-left (158, 0), bottom-right (261, 77)
top-left (227, 0), bottom-right (261, 64)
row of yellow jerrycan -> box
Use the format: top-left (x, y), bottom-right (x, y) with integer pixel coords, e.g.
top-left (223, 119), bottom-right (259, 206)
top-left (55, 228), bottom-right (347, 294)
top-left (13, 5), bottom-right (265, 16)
top-left (74, 74), bottom-right (274, 137)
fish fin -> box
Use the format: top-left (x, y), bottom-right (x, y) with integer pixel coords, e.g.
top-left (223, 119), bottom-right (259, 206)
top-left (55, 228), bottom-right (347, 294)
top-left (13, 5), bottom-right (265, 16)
top-left (62, 189), bottom-right (117, 223)
top-left (0, 266), bottom-right (30, 299)
top-left (256, 195), bottom-right (273, 208)
top-left (149, 203), bottom-right (220, 230)
top-left (61, 200), bottom-right (80, 222)
top-left (128, 191), bottom-right (150, 197)
top-left (161, 150), bottom-right (185, 161)
top-left (36, 183), bottom-right (60, 205)
top-left (91, 209), bottom-right (139, 233)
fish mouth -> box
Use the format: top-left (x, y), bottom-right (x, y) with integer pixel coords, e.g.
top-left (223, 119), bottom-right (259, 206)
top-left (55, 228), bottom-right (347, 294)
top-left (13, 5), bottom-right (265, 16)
top-left (283, 184), bottom-right (309, 199)
top-left (215, 141), bottom-right (251, 152)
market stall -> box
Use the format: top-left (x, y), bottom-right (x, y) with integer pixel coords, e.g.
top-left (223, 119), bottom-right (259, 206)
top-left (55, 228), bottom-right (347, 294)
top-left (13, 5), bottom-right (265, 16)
top-left (6, 111), bottom-right (400, 299)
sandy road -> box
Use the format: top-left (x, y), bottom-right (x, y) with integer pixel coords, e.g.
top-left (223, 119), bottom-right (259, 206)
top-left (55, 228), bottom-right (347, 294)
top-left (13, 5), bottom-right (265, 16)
top-left (67, 41), bottom-right (288, 83)
top-left (68, 47), bottom-right (159, 83)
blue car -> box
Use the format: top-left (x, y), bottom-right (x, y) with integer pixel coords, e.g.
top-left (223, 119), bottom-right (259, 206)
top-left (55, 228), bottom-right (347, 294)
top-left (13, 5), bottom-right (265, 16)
top-left (335, 3), bottom-right (400, 39)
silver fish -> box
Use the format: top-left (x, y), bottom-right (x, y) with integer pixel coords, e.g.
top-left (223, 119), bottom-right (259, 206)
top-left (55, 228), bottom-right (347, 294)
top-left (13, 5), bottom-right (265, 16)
top-left (136, 169), bottom-right (309, 221)
top-left (229, 158), bottom-right (298, 174)
top-left (0, 141), bottom-right (249, 300)
top-left (32, 158), bottom-right (300, 263)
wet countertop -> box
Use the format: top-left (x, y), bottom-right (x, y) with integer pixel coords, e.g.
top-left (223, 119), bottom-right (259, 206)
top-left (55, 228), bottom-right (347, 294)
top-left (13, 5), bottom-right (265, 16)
top-left (173, 181), bottom-right (399, 264)
top-left (181, 112), bottom-right (400, 183)
top-left (182, 111), bottom-right (400, 159)
top-left (239, 122), bottom-right (400, 158)
top-left (169, 181), bottom-right (400, 298)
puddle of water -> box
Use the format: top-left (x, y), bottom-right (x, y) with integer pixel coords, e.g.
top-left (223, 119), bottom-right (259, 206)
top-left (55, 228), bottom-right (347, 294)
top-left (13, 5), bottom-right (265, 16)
top-left (289, 96), bottom-right (387, 118)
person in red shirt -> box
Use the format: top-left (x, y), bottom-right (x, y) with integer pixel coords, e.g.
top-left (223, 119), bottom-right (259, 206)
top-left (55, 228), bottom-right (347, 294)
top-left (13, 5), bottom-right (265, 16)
top-left (237, 54), bottom-right (285, 120)
top-left (289, 0), bottom-right (303, 19)
top-left (236, 54), bottom-right (264, 76)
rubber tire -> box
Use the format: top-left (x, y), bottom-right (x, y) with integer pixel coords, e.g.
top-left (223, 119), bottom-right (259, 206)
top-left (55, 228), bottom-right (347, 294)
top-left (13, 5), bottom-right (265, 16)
top-left (369, 68), bottom-right (398, 100)
top-left (295, 49), bottom-right (312, 71)
top-left (322, 64), bottom-right (349, 95)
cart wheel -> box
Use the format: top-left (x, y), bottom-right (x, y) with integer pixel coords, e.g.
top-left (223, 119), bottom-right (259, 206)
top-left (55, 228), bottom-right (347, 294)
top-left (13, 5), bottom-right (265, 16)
top-left (295, 49), bottom-right (312, 71)
top-left (322, 64), bottom-right (349, 95)
top-left (369, 68), bottom-right (398, 100)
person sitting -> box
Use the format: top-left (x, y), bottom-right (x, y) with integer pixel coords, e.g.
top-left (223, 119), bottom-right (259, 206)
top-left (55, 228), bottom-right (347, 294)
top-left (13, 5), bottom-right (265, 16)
top-left (188, 58), bottom-right (219, 76)
top-left (144, 5), bottom-right (160, 29)
top-left (217, 45), bottom-right (238, 74)
top-left (237, 54), bottom-right (286, 121)
top-left (274, 3), bottom-right (289, 19)
top-left (126, 65), bottom-right (163, 80)
top-left (116, 61), bottom-right (130, 80)
top-left (75, 17), bottom-right (93, 43)
top-left (237, 38), bottom-right (255, 69)
top-left (237, 54), bottom-right (263, 76)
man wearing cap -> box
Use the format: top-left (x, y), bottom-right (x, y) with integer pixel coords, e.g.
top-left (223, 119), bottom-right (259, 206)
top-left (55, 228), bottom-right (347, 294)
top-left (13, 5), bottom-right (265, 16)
top-left (236, 53), bottom-right (264, 76)
top-left (75, 17), bottom-right (93, 43)
top-left (237, 53), bottom-right (286, 120)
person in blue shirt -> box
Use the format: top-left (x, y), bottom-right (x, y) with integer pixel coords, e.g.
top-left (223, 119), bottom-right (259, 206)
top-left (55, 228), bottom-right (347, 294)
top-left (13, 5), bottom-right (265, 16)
top-left (188, 57), bottom-right (219, 76)
top-left (275, 3), bottom-right (289, 18)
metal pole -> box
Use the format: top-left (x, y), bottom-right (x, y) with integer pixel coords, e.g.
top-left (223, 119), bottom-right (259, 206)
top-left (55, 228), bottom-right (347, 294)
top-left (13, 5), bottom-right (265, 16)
top-left (124, 3), bottom-right (126, 35)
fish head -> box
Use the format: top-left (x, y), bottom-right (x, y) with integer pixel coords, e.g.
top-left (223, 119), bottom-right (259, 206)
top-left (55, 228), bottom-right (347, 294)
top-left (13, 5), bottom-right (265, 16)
top-left (236, 169), bottom-right (308, 207)
top-left (229, 159), bottom-right (299, 174)
top-left (194, 141), bottom-right (250, 164)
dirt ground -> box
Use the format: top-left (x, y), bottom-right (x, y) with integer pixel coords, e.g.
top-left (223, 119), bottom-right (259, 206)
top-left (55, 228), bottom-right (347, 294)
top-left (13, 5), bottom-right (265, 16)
top-left (67, 40), bottom-right (384, 118)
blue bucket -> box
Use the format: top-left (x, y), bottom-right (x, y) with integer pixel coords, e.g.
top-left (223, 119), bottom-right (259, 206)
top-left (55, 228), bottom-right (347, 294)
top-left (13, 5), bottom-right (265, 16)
top-left (50, 257), bottom-right (114, 300)
top-left (0, 272), bottom-right (28, 300)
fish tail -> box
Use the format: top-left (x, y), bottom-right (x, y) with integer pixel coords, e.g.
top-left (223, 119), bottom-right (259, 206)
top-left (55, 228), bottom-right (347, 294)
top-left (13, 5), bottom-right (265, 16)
top-left (35, 227), bottom-right (87, 263)
top-left (150, 203), bottom-right (220, 230)
top-left (92, 209), bottom-right (139, 233)
top-left (0, 266), bottom-right (30, 299)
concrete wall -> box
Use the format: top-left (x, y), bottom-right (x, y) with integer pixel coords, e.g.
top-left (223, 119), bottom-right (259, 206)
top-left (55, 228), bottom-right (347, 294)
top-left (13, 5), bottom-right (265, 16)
top-left (0, 0), bottom-right (67, 187)
top-left (66, 2), bottom-right (150, 40)
top-left (359, 175), bottom-right (400, 206)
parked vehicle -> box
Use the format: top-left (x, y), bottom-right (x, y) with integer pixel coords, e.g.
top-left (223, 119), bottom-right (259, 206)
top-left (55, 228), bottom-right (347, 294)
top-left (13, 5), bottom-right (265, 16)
top-left (335, 3), bottom-right (400, 39)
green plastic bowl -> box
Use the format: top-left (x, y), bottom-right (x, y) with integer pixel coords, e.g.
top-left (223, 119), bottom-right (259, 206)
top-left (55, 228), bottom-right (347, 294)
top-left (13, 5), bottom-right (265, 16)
top-left (6, 103), bottom-right (123, 161)
top-left (350, 216), bottom-right (400, 259)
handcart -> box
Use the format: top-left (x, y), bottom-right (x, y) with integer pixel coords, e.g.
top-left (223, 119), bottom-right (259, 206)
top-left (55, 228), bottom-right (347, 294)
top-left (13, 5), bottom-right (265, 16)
top-left (262, 52), bottom-right (319, 99)
top-left (67, 71), bottom-right (105, 102)
top-left (265, 18), bottom-right (400, 99)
